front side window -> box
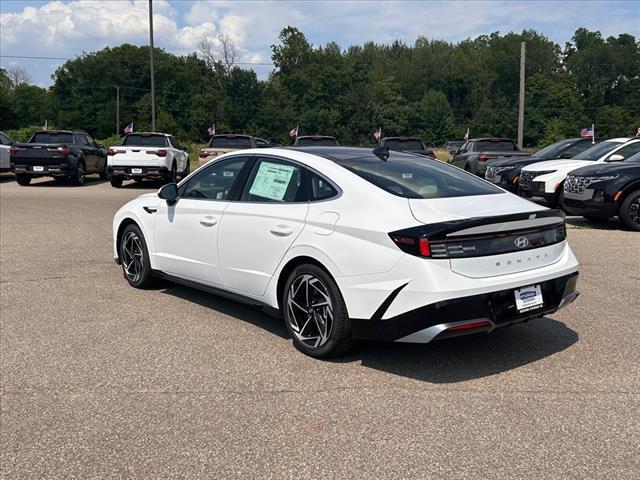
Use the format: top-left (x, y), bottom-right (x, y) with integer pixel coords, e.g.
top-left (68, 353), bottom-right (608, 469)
top-left (606, 141), bottom-right (640, 161)
top-left (241, 158), bottom-right (303, 203)
top-left (181, 157), bottom-right (250, 200)
top-left (335, 154), bottom-right (502, 199)
top-left (573, 141), bottom-right (623, 161)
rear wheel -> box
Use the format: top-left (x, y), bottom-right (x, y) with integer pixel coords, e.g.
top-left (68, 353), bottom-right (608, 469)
top-left (119, 224), bottom-right (154, 288)
top-left (619, 190), bottom-right (640, 231)
top-left (15, 174), bottom-right (31, 186)
top-left (71, 160), bottom-right (86, 186)
top-left (182, 160), bottom-right (190, 179)
top-left (164, 162), bottom-right (177, 184)
top-left (282, 264), bottom-right (353, 358)
top-left (110, 176), bottom-right (124, 188)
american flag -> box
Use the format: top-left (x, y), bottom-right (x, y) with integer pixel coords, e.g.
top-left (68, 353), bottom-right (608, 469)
top-left (124, 122), bottom-right (134, 134)
top-left (463, 128), bottom-right (469, 141)
top-left (207, 123), bottom-right (215, 137)
top-left (289, 125), bottom-right (299, 138)
top-left (580, 125), bottom-right (594, 138)
top-left (636, 126), bottom-right (640, 137)
top-left (373, 127), bottom-right (382, 141)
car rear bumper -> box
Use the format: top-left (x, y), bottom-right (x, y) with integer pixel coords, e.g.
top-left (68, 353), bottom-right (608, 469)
top-left (350, 272), bottom-right (579, 342)
top-left (11, 164), bottom-right (74, 176)
top-left (107, 165), bottom-right (170, 178)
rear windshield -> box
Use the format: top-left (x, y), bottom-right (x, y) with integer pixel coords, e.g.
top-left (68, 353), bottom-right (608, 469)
top-left (572, 141), bottom-right (623, 161)
top-left (384, 139), bottom-right (424, 151)
top-left (31, 132), bottom-right (74, 144)
top-left (476, 140), bottom-right (517, 152)
top-left (296, 137), bottom-right (339, 146)
top-left (445, 141), bottom-right (464, 148)
top-left (123, 134), bottom-right (168, 147)
top-left (335, 154), bottom-right (502, 199)
top-left (208, 136), bottom-right (252, 148)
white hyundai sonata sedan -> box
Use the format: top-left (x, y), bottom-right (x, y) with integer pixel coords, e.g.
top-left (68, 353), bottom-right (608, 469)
top-left (112, 147), bottom-right (580, 358)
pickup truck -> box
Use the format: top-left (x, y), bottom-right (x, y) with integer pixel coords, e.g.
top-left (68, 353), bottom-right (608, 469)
top-left (449, 138), bottom-right (529, 176)
top-left (379, 137), bottom-right (435, 158)
top-left (10, 130), bottom-right (107, 186)
top-left (107, 132), bottom-right (189, 188)
top-left (0, 131), bottom-right (13, 172)
top-left (198, 134), bottom-right (256, 167)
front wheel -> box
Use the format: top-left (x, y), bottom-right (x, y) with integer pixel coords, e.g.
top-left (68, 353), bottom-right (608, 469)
top-left (282, 264), bottom-right (353, 358)
top-left (110, 176), bottom-right (123, 188)
top-left (163, 162), bottom-right (177, 185)
top-left (15, 174), bottom-right (32, 186)
top-left (619, 190), bottom-right (640, 231)
top-left (119, 224), bottom-right (154, 288)
top-left (71, 161), bottom-right (86, 186)
top-left (182, 159), bottom-right (190, 179)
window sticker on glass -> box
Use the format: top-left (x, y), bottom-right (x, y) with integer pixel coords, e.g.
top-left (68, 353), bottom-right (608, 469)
top-left (223, 171), bottom-right (234, 177)
top-left (402, 173), bottom-right (413, 179)
top-left (249, 162), bottom-right (295, 201)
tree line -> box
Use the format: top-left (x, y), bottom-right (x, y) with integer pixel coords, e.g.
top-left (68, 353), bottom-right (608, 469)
top-left (1, 26), bottom-right (638, 147)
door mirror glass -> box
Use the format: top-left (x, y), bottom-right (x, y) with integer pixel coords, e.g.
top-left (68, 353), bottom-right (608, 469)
top-left (158, 183), bottom-right (179, 204)
top-left (607, 154), bottom-right (625, 162)
top-left (559, 152), bottom-right (572, 159)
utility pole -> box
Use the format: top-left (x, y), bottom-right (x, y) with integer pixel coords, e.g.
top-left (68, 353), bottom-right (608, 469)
top-left (148, 0), bottom-right (156, 131)
top-left (116, 86), bottom-right (120, 135)
top-left (517, 41), bottom-right (526, 149)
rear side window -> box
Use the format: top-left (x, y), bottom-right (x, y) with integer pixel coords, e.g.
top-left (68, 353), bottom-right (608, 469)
top-left (335, 155), bottom-right (502, 199)
top-left (181, 157), bottom-right (249, 200)
top-left (0, 132), bottom-right (11, 145)
top-left (209, 136), bottom-right (253, 148)
top-left (309, 172), bottom-right (338, 201)
top-left (476, 140), bottom-right (517, 151)
top-left (123, 134), bottom-right (168, 147)
top-left (241, 158), bottom-right (304, 203)
top-left (31, 132), bottom-right (74, 144)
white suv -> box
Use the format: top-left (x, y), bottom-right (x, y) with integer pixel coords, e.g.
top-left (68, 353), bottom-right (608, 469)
top-left (112, 147), bottom-right (579, 358)
top-left (107, 132), bottom-right (189, 187)
top-left (519, 138), bottom-right (640, 206)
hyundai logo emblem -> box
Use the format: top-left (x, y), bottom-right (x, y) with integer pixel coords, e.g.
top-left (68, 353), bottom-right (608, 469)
top-left (514, 236), bottom-right (530, 248)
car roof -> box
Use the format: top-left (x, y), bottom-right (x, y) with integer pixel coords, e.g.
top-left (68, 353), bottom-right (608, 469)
top-left (291, 146), bottom-right (423, 161)
top-left (604, 137), bottom-right (634, 143)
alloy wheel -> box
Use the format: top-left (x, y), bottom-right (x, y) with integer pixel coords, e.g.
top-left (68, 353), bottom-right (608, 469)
top-left (121, 231), bottom-right (144, 282)
top-left (630, 197), bottom-right (640, 225)
top-left (287, 274), bottom-right (334, 348)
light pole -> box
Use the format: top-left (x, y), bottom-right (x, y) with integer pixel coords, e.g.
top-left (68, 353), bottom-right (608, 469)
top-left (148, 0), bottom-right (156, 131)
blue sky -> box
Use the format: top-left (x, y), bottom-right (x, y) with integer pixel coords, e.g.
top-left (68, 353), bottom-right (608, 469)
top-left (1, 0), bottom-right (639, 86)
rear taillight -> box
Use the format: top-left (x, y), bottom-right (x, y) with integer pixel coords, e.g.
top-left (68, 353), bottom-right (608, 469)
top-left (148, 149), bottom-right (167, 157)
top-left (446, 320), bottom-right (491, 332)
top-left (389, 234), bottom-right (431, 258)
top-left (9, 146), bottom-right (27, 154)
top-left (47, 146), bottom-right (69, 155)
top-left (418, 238), bottom-right (431, 257)
top-left (478, 154), bottom-right (495, 161)
top-left (107, 148), bottom-right (125, 156)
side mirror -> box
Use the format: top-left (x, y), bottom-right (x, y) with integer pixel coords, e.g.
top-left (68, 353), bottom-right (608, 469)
top-left (158, 183), bottom-right (178, 205)
top-left (559, 153), bottom-right (572, 159)
top-left (607, 154), bottom-right (625, 162)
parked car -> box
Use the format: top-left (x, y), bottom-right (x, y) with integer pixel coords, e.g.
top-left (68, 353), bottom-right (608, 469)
top-left (450, 138), bottom-right (529, 176)
top-left (0, 131), bottom-right (13, 173)
top-left (294, 135), bottom-right (340, 147)
top-left (563, 151), bottom-right (640, 230)
top-left (255, 137), bottom-right (281, 148)
top-left (10, 130), bottom-right (107, 186)
top-left (485, 138), bottom-right (602, 193)
top-left (519, 138), bottom-right (640, 207)
top-left (379, 137), bottom-right (434, 157)
top-left (198, 134), bottom-right (256, 166)
top-left (444, 140), bottom-right (464, 161)
top-left (107, 132), bottom-right (189, 188)
top-left (112, 146), bottom-right (579, 358)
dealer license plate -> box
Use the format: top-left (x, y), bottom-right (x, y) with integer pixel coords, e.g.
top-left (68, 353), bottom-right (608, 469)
top-left (514, 285), bottom-right (543, 313)
top-left (131, 168), bottom-right (143, 174)
top-left (33, 166), bottom-right (44, 172)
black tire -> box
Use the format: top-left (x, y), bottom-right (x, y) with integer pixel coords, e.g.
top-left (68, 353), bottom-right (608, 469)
top-left (99, 170), bottom-right (108, 180)
top-left (182, 160), bottom-right (190, 179)
top-left (70, 160), bottom-right (86, 186)
top-left (163, 162), bottom-right (177, 185)
top-left (282, 264), bottom-right (353, 358)
top-left (53, 176), bottom-right (67, 183)
top-left (619, 190), bottom-right (640, 231)
top-left (110, 176), bottom-right (124, 188)
top-left (119, 223), bottom-right (154, 288)
top-left (15, 174), bottom-right (32, 186)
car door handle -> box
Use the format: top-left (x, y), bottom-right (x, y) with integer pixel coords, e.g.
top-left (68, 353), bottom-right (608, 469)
top-left (199, 216), bottom-right (218, 227)
top-left (270, 225), bottom-right (294, 237)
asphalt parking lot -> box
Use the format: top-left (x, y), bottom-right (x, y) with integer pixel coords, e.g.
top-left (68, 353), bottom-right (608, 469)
top-left (1, 175), bottom-right (639, 479)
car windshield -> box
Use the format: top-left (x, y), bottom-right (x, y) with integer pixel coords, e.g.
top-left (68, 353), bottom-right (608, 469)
top-left (532, 139), bottom-right (579, 158)
top-left (335, 154), bottom-right (502, 199)
top-left (384, 139), bottom-right (424, 151)
top-left (31, 132), bottom-right (74, 144)
top-left (572, 141), bottom-right (624, 161)
top-left (297, 137), bottom-right (339, 146)
top-left (209, 136), bottom-right (252, 148)
top-left (476, 140), bottom-right (517, 151)
top-left (123, 134), bottom-right (167, 147)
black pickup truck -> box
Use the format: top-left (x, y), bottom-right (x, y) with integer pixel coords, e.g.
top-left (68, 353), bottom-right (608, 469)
top-left (10, 130), bottom-right (107, 186)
